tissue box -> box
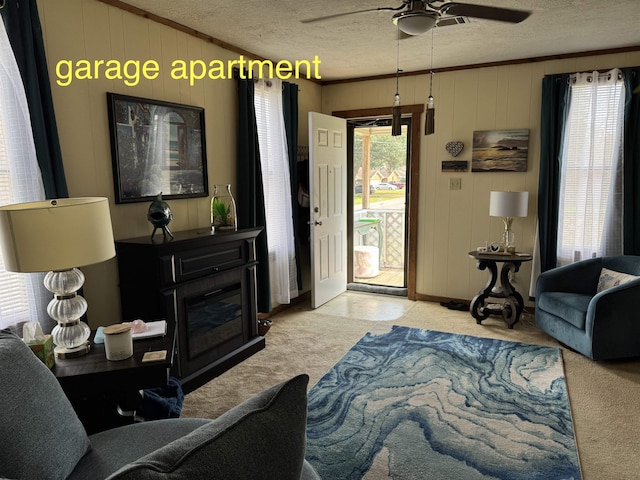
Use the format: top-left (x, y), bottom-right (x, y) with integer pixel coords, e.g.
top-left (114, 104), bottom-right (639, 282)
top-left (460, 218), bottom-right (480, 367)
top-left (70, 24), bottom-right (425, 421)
top-left (27, 335), bottom-right (55, 369)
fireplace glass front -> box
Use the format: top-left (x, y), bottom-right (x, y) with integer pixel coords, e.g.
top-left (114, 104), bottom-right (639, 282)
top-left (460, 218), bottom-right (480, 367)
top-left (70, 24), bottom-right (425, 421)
top-left (184, 283), bottom-right (244, 369)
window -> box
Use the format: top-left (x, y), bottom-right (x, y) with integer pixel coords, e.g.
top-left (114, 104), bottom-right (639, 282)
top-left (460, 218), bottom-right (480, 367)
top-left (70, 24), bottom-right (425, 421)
top-left (253, 78), bottom-right (298, 305)
top-left (0, 21), bottom-right (49, 331)
top-left (556, 69), bottom-right (625, 266)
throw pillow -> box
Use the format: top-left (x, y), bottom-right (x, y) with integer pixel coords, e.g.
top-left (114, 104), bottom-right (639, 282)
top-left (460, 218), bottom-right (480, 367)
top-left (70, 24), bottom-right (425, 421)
top-left (596, 267), bottom-right (640, 293)
top-left (0, 330), bottom-right (91, 480)
top-left (107, 374), bottom-right (310, 480)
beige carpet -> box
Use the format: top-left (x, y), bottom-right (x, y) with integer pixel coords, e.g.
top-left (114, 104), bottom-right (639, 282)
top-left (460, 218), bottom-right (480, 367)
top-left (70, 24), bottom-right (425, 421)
top-left (182, 292), bottom-right (640, 480)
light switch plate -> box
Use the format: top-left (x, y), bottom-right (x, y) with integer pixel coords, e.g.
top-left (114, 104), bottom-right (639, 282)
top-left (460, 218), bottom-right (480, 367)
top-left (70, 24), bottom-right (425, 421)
top-left (449, 178), bottom-right (462, 190)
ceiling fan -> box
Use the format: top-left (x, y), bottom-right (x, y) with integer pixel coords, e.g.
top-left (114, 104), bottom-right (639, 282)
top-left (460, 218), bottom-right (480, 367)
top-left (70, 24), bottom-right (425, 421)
top-left (302, 1), bottom-right (531, 36)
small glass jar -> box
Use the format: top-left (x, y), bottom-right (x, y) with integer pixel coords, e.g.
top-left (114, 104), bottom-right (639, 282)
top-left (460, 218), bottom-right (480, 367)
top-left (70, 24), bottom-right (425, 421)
top-left (210, 184), bottom-right (237, 231)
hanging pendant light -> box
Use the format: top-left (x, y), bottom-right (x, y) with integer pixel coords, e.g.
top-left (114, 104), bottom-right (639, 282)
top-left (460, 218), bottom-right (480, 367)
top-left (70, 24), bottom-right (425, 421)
top-left (392, 80), bottom-right (402, 136)
top-left (425, 29), bottom-right (436, 135)
top-left (391, 27), bottom-right (402, 136)
top-left (425, 71), bottom-right (435, 135)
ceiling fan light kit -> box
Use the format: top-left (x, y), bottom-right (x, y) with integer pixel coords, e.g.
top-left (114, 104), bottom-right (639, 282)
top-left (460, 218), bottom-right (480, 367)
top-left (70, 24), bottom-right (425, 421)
top-left (393, 10), bottom-right (438, 35)
top-left (303, 1), bottom-right (530, 135)
top-left (302, 1), bottom-right (530, 37)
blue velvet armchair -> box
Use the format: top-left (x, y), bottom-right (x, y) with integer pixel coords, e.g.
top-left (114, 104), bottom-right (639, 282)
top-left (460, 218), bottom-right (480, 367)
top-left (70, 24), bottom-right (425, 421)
top-left (535, 255), bottom-right (640, 360)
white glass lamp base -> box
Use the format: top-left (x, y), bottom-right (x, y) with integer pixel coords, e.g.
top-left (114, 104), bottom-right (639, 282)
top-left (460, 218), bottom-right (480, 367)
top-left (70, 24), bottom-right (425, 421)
top-left (44, 268), bottom-right (91, 358)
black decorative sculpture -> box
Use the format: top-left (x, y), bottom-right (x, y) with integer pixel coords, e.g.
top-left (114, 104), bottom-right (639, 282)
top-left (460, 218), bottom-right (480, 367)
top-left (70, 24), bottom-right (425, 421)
top-left (147, 192), bottom-right (174, 240)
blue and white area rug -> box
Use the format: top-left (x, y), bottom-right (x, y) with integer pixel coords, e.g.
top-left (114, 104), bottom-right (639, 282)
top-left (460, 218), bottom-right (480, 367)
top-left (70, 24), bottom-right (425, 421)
top-left (306, 326), bottom-right (581, 480)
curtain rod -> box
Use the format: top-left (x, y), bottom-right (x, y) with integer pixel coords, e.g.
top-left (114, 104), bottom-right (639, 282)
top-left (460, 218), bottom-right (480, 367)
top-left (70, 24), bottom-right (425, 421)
top-left (569, 69), bottom-right (624, 84)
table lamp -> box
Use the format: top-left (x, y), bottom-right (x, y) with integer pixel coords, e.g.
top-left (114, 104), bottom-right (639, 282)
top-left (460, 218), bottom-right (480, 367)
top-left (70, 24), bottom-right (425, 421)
top-left (489, 191), bottom-right (529, 253)
top-left (0, 197), bottom-right (115, 358)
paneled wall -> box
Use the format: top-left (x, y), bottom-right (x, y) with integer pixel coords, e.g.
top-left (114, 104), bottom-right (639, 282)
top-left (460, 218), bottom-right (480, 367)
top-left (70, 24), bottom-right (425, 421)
top-left (33, 0), bottom-right (640, 324)
top-left (36, 0), bottom-right (322, 326)
top-left (322, 51), bottom-right (640, 304)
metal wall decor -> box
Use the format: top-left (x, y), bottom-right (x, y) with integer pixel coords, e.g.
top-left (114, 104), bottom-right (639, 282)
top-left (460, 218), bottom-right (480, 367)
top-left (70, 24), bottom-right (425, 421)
top-left (445, 141), bottom-right (464, 157)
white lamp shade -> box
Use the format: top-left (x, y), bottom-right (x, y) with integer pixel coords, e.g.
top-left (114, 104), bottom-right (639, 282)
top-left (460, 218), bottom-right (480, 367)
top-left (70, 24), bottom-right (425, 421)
top-left (489, 191), bottom-right (529, 218)
top-left (393, 11), bottom-right (438, 35)
top-left (0, 197), bottom-right (115, 273)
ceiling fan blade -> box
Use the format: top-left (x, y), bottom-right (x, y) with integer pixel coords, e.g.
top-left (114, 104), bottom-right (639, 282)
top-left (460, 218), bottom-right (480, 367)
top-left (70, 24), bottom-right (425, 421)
top-left (301, 6), bottom-right (403, 24)
top-left (440, 2), bottom-right (530, 23)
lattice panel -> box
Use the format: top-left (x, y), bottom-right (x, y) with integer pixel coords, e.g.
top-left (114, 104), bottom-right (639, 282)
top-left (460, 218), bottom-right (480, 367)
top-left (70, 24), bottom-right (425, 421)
top-left (379, 212), bottom-right (405, 268)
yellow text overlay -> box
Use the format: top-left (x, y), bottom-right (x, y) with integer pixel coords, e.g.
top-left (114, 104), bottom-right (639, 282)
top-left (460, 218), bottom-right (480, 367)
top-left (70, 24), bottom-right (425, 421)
top-left (55, 55), bottom-right (322, 87)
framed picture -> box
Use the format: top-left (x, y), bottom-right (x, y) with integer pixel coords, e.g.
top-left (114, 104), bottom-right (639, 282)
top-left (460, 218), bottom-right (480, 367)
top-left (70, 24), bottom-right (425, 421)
top-left (471, 129), bottom-right (529, 172)
top-left (107, 92), bottom-right (208, 203)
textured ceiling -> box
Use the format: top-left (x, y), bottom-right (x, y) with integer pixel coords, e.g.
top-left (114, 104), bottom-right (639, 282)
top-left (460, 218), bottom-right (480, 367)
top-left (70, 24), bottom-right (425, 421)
top-left (117, 0), bottom-right (640, 81)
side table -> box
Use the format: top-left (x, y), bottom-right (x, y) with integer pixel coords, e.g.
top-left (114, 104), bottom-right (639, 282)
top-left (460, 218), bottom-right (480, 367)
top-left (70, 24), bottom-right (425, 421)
top-left (53, 323), bottom-right (175, 433)
top-left (468, 251), bottom-right (532, 329)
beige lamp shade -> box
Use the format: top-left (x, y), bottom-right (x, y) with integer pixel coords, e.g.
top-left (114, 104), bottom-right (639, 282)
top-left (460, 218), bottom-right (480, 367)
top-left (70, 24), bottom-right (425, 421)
top-left (489, 191), bottom-right (529, 218)
top-left (0, 197), bottom-right (116, 273)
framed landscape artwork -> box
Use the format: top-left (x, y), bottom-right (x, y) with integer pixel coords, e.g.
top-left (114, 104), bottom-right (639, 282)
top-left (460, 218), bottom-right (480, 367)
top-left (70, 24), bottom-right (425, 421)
top-left (107, 93), bottom-right (208, 203)
top-left (471, 129), bottom-right (529, 172)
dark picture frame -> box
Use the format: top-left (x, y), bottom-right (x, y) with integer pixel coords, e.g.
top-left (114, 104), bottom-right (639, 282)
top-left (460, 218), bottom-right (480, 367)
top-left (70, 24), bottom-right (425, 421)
top-left (471, 129), bottom-right (529, 172)
top-left (442, 160), bottom-right (468, 172)
top-left (107, 93), bottom-right (208, 203)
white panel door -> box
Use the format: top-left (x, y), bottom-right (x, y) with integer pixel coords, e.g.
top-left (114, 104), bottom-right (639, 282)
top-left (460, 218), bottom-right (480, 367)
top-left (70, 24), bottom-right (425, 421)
top-left (309, 112), bottom-right (347, 308)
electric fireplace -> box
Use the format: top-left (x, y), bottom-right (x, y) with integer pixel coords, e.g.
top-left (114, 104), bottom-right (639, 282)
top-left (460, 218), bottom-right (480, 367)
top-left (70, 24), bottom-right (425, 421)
top-left (116, 228), bottom-right (264, 392)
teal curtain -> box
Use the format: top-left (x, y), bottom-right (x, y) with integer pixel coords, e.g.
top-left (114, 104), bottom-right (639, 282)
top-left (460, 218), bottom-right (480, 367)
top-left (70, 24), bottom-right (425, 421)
top-left (282, 82), bottom-right (302, 290)
top-left (538, 73), bottom-right (570, 272)
top-left (1, 0), bottom-right (68, 199)
top-left (623, 67), bottom-right (640, 255)
top-left (236, 75), bottom-right (271, 313)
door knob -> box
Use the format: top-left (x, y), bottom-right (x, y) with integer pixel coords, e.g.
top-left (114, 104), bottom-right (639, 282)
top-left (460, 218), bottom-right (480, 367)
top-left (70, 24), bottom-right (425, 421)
top-left (314, 220), bottom-right (322, 226)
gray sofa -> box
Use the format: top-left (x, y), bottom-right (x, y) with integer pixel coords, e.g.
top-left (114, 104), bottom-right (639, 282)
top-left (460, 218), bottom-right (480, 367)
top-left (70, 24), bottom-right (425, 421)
top-left (0, 330), bottom-right (321, 479)
top-left (535, 255), bottom-right (640, 360)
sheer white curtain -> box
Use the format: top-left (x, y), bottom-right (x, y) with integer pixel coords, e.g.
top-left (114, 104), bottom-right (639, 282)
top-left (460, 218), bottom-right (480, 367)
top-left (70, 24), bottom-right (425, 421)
top-left (556, 69), bottom-right (625, 266)
top-left (254, 78), bottom-right (299, 305)
top-left (0, 20), bottom-right (49, 331)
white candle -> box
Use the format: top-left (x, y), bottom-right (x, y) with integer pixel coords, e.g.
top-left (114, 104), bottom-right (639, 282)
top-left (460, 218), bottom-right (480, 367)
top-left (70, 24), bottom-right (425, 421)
top-left (103, 324), bottom-right (133, 361)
